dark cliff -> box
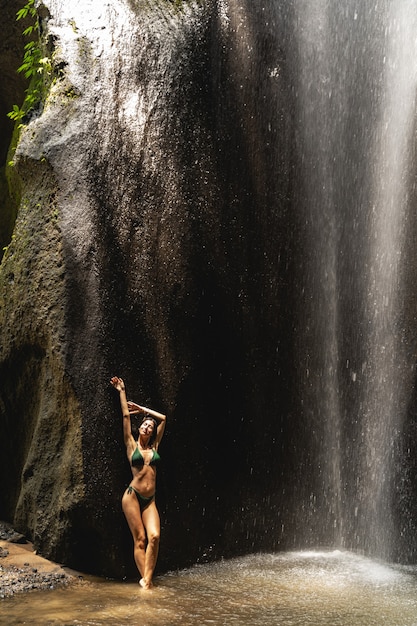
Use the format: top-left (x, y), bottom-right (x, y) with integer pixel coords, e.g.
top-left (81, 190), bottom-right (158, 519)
top-left (0, 0), bottom-right (296, 577)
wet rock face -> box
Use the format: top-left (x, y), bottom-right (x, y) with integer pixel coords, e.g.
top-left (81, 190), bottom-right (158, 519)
top-left (0, 0), bottom-right (296, 577)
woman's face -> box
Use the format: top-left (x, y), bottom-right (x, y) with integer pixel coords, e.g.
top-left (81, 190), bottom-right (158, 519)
top-left (140, 419), bottom-right (155, 437)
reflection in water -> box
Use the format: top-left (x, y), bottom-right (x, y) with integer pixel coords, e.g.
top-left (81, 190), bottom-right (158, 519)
top-left (2, 551), bottom-right (417, 625)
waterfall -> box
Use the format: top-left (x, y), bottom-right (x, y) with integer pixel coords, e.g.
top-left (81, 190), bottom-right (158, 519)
top-left (287, 0), bottom-right (417, 559)
top-left (355, 0), bottom-right (417, 558)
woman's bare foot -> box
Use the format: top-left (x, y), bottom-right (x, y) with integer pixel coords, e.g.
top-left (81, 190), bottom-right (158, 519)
top-left (139, 577), bottom-right (153, 590)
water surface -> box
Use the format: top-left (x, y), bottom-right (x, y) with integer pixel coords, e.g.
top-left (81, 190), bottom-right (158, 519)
top-left (2, 550), bottom-right (417, 625)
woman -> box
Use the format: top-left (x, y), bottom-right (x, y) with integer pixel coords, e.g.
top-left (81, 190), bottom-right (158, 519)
top-left (110, 376), bottom-right (166, 589)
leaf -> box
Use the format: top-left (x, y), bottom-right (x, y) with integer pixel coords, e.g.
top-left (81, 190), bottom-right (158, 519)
top-left (24, 40), bottom-right (36, 51)
top-left (16, 7), bottom-right (29, 20)
top-left (7, 105), bottom-right (24, 121)
top-left (16, 0), bottom-right (36, 21)
top-left (22, 25), bottom-right (35, 36)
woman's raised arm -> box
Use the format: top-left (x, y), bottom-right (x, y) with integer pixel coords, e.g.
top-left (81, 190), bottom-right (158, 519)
top-left (110, 376), bottom-right (135, 448)
top-left (127, 400), bottom-right (166, 447)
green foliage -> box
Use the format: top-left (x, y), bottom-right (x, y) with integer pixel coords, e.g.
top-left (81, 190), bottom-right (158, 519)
top-left (16, 0), bottom-right (36, 20)
top-left (7, 0), bottom-right (52, 127)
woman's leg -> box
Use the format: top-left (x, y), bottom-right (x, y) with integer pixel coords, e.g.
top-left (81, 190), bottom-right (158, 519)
top-left (122, 490), bottom-right (146, 578)
top-left (141, 501), bottom-right (160, 588)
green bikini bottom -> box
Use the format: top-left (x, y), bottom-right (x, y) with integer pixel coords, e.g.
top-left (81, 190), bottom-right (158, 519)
top-left (127, 485), bottom-right (154, 512)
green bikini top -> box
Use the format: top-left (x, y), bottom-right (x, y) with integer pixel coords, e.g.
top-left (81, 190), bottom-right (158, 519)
top-left (131, 445), bottom-right (161, 468)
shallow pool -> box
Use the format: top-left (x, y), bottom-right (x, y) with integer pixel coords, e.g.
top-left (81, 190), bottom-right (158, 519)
top-left (2, 550), bottom-right (417, 625)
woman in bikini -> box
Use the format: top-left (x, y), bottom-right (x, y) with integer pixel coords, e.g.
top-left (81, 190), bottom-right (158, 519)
top-left (110, 376), bottom-right (166, 589)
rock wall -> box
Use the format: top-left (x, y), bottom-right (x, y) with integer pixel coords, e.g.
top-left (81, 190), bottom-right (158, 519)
top-left (0, 0), bottom-right (296, 577)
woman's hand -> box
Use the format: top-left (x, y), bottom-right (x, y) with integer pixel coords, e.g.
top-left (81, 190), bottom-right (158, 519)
top-left (127, 400), bottom-right (143, 414)
top-left (110, 376), bottom-right (125, 392)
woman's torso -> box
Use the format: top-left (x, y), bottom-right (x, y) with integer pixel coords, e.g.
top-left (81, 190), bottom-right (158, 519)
top-left (128, 443), bottom-right (160, 497)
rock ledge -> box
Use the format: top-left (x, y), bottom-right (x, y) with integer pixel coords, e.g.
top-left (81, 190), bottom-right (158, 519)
top-left (0, 521), bottom-right (82, 598)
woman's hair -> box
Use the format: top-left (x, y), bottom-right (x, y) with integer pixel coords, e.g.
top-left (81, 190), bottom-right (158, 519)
top-left (141, 415), bottom-right (158, 447)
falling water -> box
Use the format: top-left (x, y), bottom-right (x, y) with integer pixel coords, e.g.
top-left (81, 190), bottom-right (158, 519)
top-left (285, 0), bottom-right (417, 559)
top-left (356, 0), bottom-right (417, 557)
